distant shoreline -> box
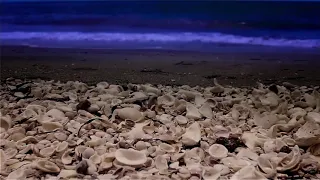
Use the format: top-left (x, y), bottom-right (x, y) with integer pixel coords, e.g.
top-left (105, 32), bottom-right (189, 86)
top-left (1, 45), bottom-right (320, 87)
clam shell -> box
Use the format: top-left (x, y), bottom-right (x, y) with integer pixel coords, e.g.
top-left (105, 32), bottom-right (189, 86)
top-left (35, 159), bottom-right (60, 173)
top-left (208, 144), bottom-right (228, 159)
top-left (55, 141), bottom-right (68, 153)
top-left (155, 155), bottom-right (168, 171)
top-left (40, 147), bottom-right (55, 157)
top-left (115, 148), bottom-right (147, 166)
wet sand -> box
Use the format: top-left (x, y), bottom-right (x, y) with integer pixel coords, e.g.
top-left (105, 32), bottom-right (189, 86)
top-left (1, 45), bottom-right (320, 87)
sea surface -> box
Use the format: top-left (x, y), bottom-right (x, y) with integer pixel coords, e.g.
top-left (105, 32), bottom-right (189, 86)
top-left (1, 1), bottom-right (320, 51)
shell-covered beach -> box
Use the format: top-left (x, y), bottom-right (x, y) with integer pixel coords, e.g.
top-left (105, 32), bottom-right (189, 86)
top-left (1, 71), bottom-right (320, 179)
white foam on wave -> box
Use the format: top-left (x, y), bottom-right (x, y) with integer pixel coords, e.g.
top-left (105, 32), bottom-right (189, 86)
top-left (1, 31), bottom-right (319, 48)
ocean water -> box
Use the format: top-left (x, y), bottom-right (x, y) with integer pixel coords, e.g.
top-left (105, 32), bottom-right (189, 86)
top-left (1, 1), bottom-right (320, 51)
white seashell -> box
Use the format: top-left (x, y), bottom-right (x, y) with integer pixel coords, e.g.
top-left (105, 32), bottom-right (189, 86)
top-left (135, 141), bottom-right (148, 150)
top-left (305, 112), bottom-right (320, 124)
top-left (294, 118), bottom-right (320, 146)
top-left (208, 144), bottom-right (228, 159)
top-left (89, 153), bottom-right (101, 165)
top-left (45, 109), bottom-right (65, 119)
top-left (195, 94), bottom-right (206, 107)
top-left (254, 113), bottom-right (279, 129)
top-left (4, 148), bottom-right (18, 159)
top-left (213, 164), bottom-right (230, 175)
top-left (0, 149), bottom-right (6, 169)
top-left (75, 145), bottom-right (86, 158)
top-left (35, 159), bottom-right (60, 173)
top-left (174, 115), bottom-right (188, 125)
top-left (58, 169), bottom-right (78, 179)
top-left (277, 145), bottom-right (301, 172)
top-left (141, 85), bottom-right (161, 95)
top-left (181, 122), bottom-right (201, 146)
top-left (158, 143), bottom-right (175, 153)
top-left (241, 132), bottom-right (269, 150)
top-left (99, 153), bottom-right (115, 172)
top-left (155, 155), bottom-right (168, 171)
top-left (0, 115), bottom-right (12, 131)
top-left (157, 114), bottom-right (173, 124)
top-left (202, 166), bottom-right (221, 180)
top-left (221, 157), bottom-right (252, 171)
top-left (157, 94), bottom-right (175, 106)
top-left (54, 132), bottom-right (68, 141)
top-left (236, 148), bottom-right (259, 161)
top-left (82, 147), bottom-right (95, 159)
top-left (115, 148), bottom-right (147, 166)
top-left (41, 121), bottom-right (63, 132)
top-left (86, 136), bottom-right (106, 147)
top-left (198, 103), bottom-right (213, 119)
top-left (308, 143), bottom-right (320, 156)
top-left (55, 141), bottom-right (68, 153)
top-left (39, 147), bottom-right (55, 157)
top-left (186, 103), bottom-right (201, 120)
top-left (304, 93), bottom-right (317, 108)
top-left (114, 108), bottom-right (144, 122)
top-left (124, 92), bottom-right (148, 103)
top-left (257, 156), bottom-right (276, 178)
top-left (7, 168), bottom-right (27, 179)
top-left (97, 81), bottom-right (109, 89)
top-left (62, 149), bottom-right (74, 165)
top-left (230, 165), bottom-right (267, 180)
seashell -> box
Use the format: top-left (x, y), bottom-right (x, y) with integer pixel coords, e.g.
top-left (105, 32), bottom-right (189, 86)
top-left (277, 145), bottom-right (301, 172)
top-left (174, 115), bottom-right (188, 125)
top-left (186, 103), bottom-right (201, 120)
top-left (308, 143), bottom-right (320, 156)
top-left (237, 148), bottom-right (259, 161)
top-left (45, 108), bottom-right (65, 119)
top-left (159, 143), bottom-right (175, 153)
top-left (294, 118), bottom-right (320, 146)
top-left (305, 112), bottom-right (320, 124)
top-left (90, 153), bottom-right (101, 165)
top-left (7, 161), bottom-right (32, 171)
top-left (261, 92), bottom-right (279, 107)
top-left (221, 157), bottom-right (252, 171)
top-left (62, 149), bottom-right (74, 165)
top-left (181, 122), bottom-right (201, 146)
top-left (230, 165), bottom-right (267, 180)
top-left (41, 121), bottom-right (63, 132)
top-left (58, 169), bottom-right (78, 179)
top-left (202, 166), bottom-right (221, 180)
top-left (140, 85), bottom-right (161, 95)
top-left (177, 89), bottom-right (199, 101)
top-left (157, 114), bottom-right (173, 124)
top-left (88, 104), bottom-right (100, 113)
top-left (304, 93), bottom-right (317, 108)
top-left (115, 148), bottom-right (147, 166)
top-left (114, 108), bottom-right (144, 122)
top-left (82, 147), bottom-right (95, 159)
top-left (7, 168), bottom-right (27, 179)
top-left (199, 103), bottom-right (213, 119)
top-left (257, 156), bottom-right (277, 178)
top-left (208, 144), bottom-right (228, 159)
top-left (86, 136), bottom-right (106, 147)
top-left (0, 115), bottom-right (12, 131)
top-left (241, 132), bottom-right (269, 150)
top-left (55, 141), bottom-right (68, 153)
top-left (254, 113), bottom-right (279, 129)
top-left (157, 94), bottom-right (175, 106)
top-left (135, 141), bottom-right (148, 151)
top-left (0, 149), bottom-right (6, 169)
top-left (155, 155), bottom-right (169, 171)
top-left (213, 164), bottom-right (230, 175)
top-left (99, 153), bottom-right (115, 172)
top-left (54, 132), bottom-right (68, 141)
top-left (35, 159), bottom-right (60, 173)
top-left (212, 125), bottom-right (230, 138)
top-left (40, 147), bottom-right (55, 157)
top-left (4, 148), bottom-right (18, 159)
top-left (195, 94), bottom-right (206, 107)
top-left (97, 81), bottom-right (109, 89)
top-left (75, 145), bottom-right (87, 158)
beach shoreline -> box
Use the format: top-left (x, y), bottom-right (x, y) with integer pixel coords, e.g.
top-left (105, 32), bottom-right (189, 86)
top-left (1, 45), bottom-right (320, 87)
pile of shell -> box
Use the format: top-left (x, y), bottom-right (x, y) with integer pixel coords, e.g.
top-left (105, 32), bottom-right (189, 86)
top-left (0, 77), bottom-right (320, 180)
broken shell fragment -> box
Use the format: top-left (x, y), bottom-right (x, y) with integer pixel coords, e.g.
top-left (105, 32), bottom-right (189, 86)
top-left (115, 148), bottom-right (147, 166)
top-left (35, 159), bottom-right (60, 173)
top-left (181, 122), bottom-right (201, 146)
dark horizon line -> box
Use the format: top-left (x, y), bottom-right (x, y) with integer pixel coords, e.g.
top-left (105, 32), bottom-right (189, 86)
top-left (3, 0), bottom-right (320, 2)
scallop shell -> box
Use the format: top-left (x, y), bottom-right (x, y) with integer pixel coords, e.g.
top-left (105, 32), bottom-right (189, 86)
top-left (208, 144), bottom-right (228, 159)
top-left (35, 159), bottom-right (60, 173)
top-left (115, 148), bottom-right (147, 166)
top-left (181, 122), bottom-right (201, 146)
top-left (186, 103), bottom-right (201, 120)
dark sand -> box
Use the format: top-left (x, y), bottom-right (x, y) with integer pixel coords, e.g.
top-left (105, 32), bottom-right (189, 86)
top-left (1, 45), bottom-right (320, 87)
